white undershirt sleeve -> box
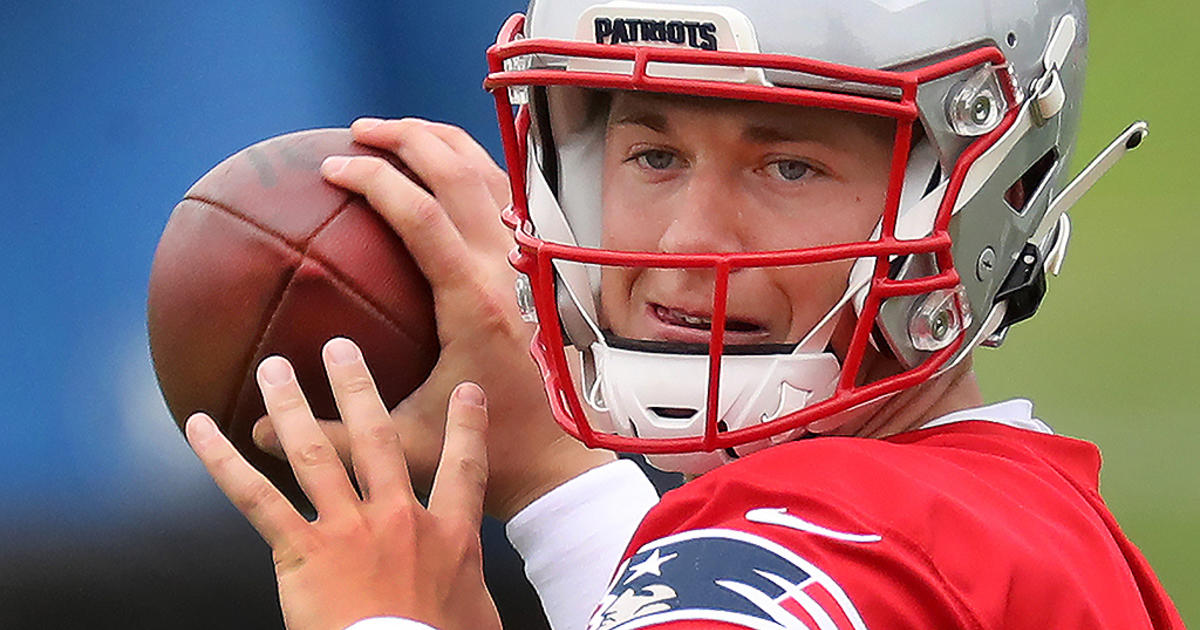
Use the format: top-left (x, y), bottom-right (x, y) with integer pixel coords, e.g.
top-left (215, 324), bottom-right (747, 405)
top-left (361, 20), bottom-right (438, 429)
top-left (505, 459), bottom-right (660, 630)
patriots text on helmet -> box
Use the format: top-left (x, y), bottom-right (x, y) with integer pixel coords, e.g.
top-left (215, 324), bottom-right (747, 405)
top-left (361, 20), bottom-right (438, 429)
top-left (593, 17), bottom-right (718, 50)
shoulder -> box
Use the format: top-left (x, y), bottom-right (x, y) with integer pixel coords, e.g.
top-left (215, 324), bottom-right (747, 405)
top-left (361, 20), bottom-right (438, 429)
top-left (599, 423), bottom-right (1151, 629)
top-left (638, 421), bottom-right (1103, 549)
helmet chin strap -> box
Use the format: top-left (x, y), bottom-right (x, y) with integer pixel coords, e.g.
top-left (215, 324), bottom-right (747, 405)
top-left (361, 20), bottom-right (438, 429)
top-left (590, 341), bottom-right (842, 475)
top-left (586, 270), bottom-right (870, 475)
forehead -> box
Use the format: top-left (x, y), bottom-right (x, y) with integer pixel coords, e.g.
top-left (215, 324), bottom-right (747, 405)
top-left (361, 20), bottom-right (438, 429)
top-left (606, 91), bottom-right (895, 142)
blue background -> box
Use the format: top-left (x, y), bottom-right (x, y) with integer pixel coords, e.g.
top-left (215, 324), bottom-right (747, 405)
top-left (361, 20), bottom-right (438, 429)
top-left (1, 2), bottom-right (547, 626)
top-left (0, 0), bottom-right (1194, 626)
top-left (0, 1), bottom-right (517, 521)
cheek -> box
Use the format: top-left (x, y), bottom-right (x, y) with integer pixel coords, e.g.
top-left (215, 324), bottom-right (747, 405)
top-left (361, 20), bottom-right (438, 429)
top-left (600, 192), bottom-right (666, 252)
top-left (599, 267), bottom-right (636, 332)
top-left (740, 185), bottom-right (886, 254)
top-left (769, 259), bottom-right (857, 340)
top-left (601, 160), bottom-right (638, 250)
top-left (598, 196), bottom-right (643, 334)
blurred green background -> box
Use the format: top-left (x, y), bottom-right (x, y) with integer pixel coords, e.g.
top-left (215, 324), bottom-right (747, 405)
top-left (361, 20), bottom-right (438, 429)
top-left (976, 2), bottom-right (1199, 622)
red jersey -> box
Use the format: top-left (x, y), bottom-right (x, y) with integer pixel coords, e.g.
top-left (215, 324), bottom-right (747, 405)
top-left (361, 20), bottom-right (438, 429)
top-left (588, 421), bottom-right (1184, 629)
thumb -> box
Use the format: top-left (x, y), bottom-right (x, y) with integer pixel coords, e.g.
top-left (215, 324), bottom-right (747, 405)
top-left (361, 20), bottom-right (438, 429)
top-left (253, 415), bottom-right (352, 470)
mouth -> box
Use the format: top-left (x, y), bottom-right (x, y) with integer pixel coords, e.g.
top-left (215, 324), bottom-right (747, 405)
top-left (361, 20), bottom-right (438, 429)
top-left (650, 303), bottom-right (768, 336)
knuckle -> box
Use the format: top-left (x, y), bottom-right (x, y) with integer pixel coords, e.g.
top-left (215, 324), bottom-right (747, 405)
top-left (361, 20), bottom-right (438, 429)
top-left (397, 117), bottom-right (426, 132)
top-left (364, 423), bottom-right (401, 447)
top-left (487, 171), bottom-right (512, 196)
top-left (233, 479), bottom-right (281, 515)
top-left (460, 534), bottom-right (482, 558)
top-left (408, 194), bottom-right (444, 227)
top-left (354, 156), bottom-right (394, 191)
top-left (296, 441), bottom-right (338, 467)
top-left (447, 530), bottom-right (483, 562)
top-left (452, 455), bottom-right (489, 488)
top-left (379, 502), bottom-right (420, 531)
top-left (472, 288), bottom-right (514, 333)
top-left (444, 161), bottom-right (478, 185)
top-left (357, 155), bottom-right (390, 178)
top-left (270, 393), bottom-right (309, 415)
top-left (207, 449), bottom-right (240, 474)
top-left (338, 375), bottom-right (376, 397)
top-left (426, 119), bottom-right (465, 136)
top-left (451, 398), bottom-right (489, 431)
top-left (393, 119), bottom-right (427, 144)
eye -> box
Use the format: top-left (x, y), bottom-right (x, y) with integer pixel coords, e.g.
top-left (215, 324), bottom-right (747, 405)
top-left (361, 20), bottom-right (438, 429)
top-left (769, 159), bottom-right (812, 182)
top-left (634, 150), bottom-right (677, 170)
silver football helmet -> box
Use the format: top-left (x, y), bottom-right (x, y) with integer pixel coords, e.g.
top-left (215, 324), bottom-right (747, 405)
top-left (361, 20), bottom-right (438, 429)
top-left (486, 0), bottom-right (1146, 473)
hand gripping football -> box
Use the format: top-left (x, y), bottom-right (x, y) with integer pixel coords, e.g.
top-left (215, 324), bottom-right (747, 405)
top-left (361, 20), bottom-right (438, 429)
top-left (147, 128), bottom-right (438, 494)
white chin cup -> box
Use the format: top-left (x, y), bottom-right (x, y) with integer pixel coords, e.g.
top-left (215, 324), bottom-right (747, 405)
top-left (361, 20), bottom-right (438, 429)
top-left (590, 342), bottom-right (840, 475)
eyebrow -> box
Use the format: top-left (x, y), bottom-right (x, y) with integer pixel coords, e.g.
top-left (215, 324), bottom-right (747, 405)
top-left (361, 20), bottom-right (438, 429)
top-left (743, 124), bottom-right (816, 144)
top-left (609, 110), bottom-right (816, 145)
top-left (609, 111), bottom-right (669, 133)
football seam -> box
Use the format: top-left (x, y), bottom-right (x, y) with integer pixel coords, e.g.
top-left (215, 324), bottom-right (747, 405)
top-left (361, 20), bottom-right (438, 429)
top-left (184, 195), bottom-right (432, 436)
top-left (218, 192), bottom-right (348, 438)
top-left (183, 195), bottom-right (427, 345)
top-left (222, 241), bottom-right (303, 434)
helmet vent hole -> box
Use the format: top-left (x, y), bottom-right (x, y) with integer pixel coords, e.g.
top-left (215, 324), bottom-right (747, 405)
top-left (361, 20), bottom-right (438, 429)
top-left (650, 406), bottom-right (698, 420)
top-left (1007, 32), bottom-right (1019, 47)
top-left (1004, 149), bottom-right (1059, 214)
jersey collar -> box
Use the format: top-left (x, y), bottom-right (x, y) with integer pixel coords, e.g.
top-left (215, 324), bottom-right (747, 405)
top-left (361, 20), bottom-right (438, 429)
top-left (918, 398), bottom-right (1054, 435)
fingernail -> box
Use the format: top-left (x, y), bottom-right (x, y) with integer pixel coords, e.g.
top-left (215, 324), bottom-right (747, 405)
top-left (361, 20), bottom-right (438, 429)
top-left (325, 337), bottom-right (360, 365)
top-left (352, 117), bottom-right (384, 132)
top-left (321, 155), bottom-right (350, 177)
top-left (259, 356), bottom-right (294, 386)
top-left (187, 413), bottom-right (216, 441)
top-left (456, 382), bottom-right (485, 406)
top-left (252, 418), bottom-right (279, 451)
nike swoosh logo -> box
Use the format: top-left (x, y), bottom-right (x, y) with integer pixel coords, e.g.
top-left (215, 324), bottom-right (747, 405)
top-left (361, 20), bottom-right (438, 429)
top-left (746, 508), bottom-right (883, 543)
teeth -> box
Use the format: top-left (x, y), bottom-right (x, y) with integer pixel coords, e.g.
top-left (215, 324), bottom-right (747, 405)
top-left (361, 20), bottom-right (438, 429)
top-left (657, 305), bottom-right (762, 333)
top-left (659, 306), bottom-right (711, 329)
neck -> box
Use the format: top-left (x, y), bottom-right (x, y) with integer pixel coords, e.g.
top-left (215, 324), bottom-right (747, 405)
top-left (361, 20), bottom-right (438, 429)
top-left (820, 354), bottom-right (984, 439)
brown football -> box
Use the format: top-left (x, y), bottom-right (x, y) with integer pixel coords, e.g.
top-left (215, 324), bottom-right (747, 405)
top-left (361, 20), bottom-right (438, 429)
top-left (147, 128), bottom-right (438, 496)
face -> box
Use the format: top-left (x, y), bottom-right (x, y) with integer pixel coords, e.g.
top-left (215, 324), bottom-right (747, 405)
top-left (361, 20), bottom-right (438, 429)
top-left (598, 92), bottom-right (896, 348)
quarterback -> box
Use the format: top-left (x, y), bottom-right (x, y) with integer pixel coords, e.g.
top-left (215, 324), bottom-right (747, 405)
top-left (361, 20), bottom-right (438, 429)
top-left (184, 0), bottom-right (1186, 629)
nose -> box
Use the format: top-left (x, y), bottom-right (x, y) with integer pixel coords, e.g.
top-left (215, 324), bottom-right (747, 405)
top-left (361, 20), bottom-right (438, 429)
top-left (656, 166), bottom-right (747, 255)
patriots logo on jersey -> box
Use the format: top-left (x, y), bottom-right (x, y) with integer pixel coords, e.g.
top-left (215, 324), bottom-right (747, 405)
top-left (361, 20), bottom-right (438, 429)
top-left (588, 528), bottom-right (868, 630)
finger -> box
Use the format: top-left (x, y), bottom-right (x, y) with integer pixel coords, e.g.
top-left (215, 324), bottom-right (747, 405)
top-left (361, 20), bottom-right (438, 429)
top-left (427, 383), bottom-right (489, 531)
top-left (415, 120), bottom-right (512, 208)
top-left (322, 337), bottom-right (415, 504)
top-left (253, 415), bottom-right (351, 468)
top-left (186, 412), bottom-right (310, 547)
top-left (253, 402), bottom-right (443, 497)
top-left (349, 118), bottom-right (505, 245)
top-left (321, 154), bottom-right (474, 290)
top-left (257, 355), bottom-right (360, 515)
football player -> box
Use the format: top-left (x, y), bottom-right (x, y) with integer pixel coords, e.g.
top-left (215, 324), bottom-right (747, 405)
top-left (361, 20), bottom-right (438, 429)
top-left (188, 0), bottom-right (1186, 628)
